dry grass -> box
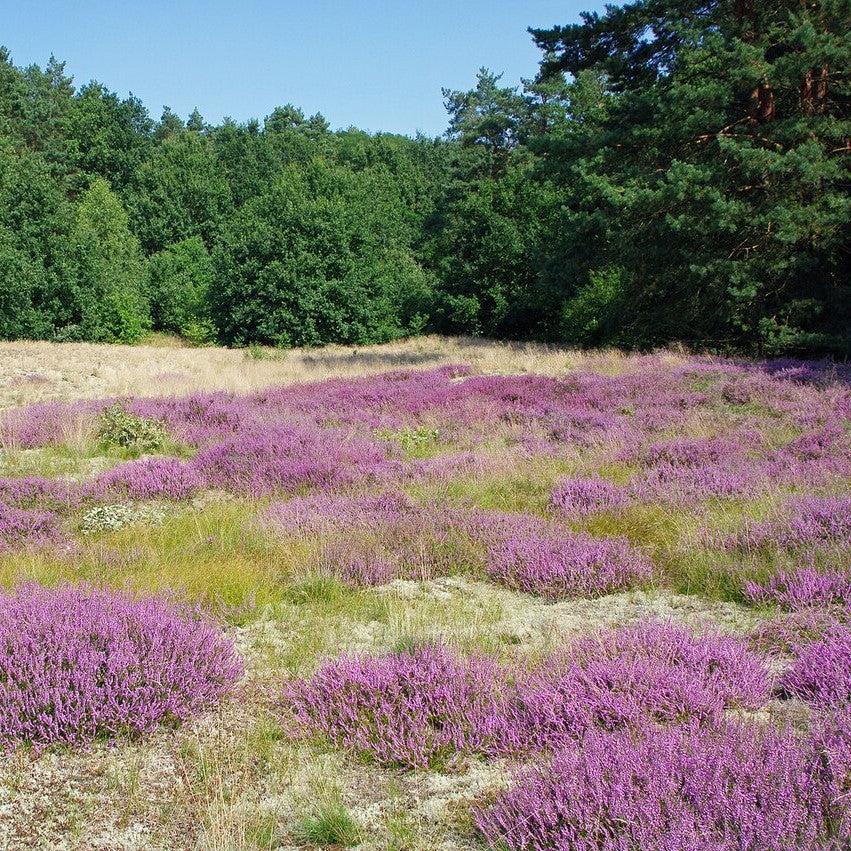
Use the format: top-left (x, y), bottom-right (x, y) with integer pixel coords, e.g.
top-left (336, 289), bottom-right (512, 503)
top-left (0, 335), bottom-right (673, 411)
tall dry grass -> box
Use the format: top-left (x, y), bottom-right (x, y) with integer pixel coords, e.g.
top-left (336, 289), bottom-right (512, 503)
top-left (0, 335), bottom-right (665, 411)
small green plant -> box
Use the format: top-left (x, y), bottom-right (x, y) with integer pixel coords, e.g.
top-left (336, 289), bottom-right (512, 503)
top-left (180, 318), bottom-right (218, 347)
top-left (244, 344), bottom-right (286, 361)
top-left (97, 403), bottom-right (168, 453)
top-left (377, 425), bottom-right (441, 458)
top-left (293, 798), bottom-right (362, 847)
top-left (79, 502), bottom-right (167, 535)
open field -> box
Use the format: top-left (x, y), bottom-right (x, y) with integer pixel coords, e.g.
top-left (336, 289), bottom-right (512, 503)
top-left (0, 338), bottom-right (849, 850)
top-left (0, 336), bottom-right (637, 411)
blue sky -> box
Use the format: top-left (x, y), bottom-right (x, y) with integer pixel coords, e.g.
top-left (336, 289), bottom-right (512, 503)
top-left (3, 0), bottom-right (604, 136)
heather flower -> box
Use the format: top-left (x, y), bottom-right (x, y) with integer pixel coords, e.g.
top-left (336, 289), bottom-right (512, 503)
top-left (0, 476), bottom-right (77, 511)
top-left (780, 624), bottom-right (851, 708)
top-left (0, 584), bottom-right (243, 750)
top-left (516, 622), bottom-right (769, 749)
top-left (191, 425), bottom-right (398, 496)
top-left (550, 476), bottom-right (630, 517)
top-left (487, 532), bottom-right (652, 600)
top-left (731, 495), bottom-right (851, 551)
top-left (744, 568), bottom-right (851, 611)
top-left (474, 721), bottom-right (846, 851)
top-left (749, 609), bottom-right (845, 657)
top-left (283, 624), bottom-right (768, 767)
top-left (316, 538), bottom-right (400, 588)
top-left (0, 502), bottom-right (63, 551)
top-left (86, 457), bottom-right (203, 502)
top-left (283, 644), bottom-right (512, 768)
top-left (642, 436), bottom-right (743, 468)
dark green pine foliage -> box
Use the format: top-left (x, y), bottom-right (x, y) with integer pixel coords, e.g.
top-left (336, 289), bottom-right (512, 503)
top-left (530, 0), bottom-right (851, 354)
top-left (0, 7), bottom-right (847, 356)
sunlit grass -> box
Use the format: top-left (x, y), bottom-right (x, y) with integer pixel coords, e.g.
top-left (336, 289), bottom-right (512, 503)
top-left (0, 501), bottom-right (307, 619)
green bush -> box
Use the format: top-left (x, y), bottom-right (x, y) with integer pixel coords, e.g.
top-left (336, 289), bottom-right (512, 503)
top-left (146, 237), bottom-right (214, 335)
top-left (70, 179), bottom-right (149, 343)
top-left (97, 403), bottom-right (168, 453)
top-left (180, 318), bottom-right (218, 347)
top-left (561, 267), bottom-right (626, 347)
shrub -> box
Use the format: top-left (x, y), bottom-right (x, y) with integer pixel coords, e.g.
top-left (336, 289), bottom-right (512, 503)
top-left (749, 609), bottom-right (844, 657)
top-left (780, 624), bottom-right (851, 708)
top-left (730, 495), bottom-right (851, 551)
top-left (487, 531), bottom-right (652, 600)
top-left (550, 476), bottom-right (630, 517)
top-left (180, 317), bottom-right (217, 347)
top-left (474, 722), bottom-right (845, 851)
top-left (283, 644), bottom-right (513, 768)
top-left (744, 568), bottom-right (851, 611)
top-left (0, 502), bottom-right (63, 550)
top-left (283, 625), bottom-right (767, 768)
top-left (97, 403), bottom-right (169, 453)
top-left (78, 502), bottom-right (166, 535)
top-left (0, 584), bottom-right (243, 750)
top-left (88, 457), bottom-right (202, 501)
top-left (515, 622), bottom-right (769, 751)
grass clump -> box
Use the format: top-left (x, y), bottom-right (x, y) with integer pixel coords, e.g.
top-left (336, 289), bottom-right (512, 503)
top-left (293, 797), bottom-right (362, 847)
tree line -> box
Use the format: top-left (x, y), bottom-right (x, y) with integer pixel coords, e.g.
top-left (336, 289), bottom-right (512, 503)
top-left (1, 0), bottom-right (848, 355)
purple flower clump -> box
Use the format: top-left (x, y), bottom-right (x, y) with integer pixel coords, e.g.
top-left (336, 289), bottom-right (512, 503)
top-left (283, 624), bottom-right (768, 767)
top-left (731, 494), bottom-right (851, 551)
top-left (487, 532), bottom-right (652, 600)
top-left (0, 502), bottom-right (63, 551)
top-left (749, 609), bottom-right (844, 657)
top-left (550, 476), bottom-right (630, 517)
top-left (283, 644), bottom-right (512, 768)
top-left (516, 622), bottom-right (769, 751)
top-left (474, 721), bottom-right (846, 851)
top-left (0, 476), bottom-right (76, 511)
top-left (744, 568), bottom-right (851, 610)
top-left (86, 457), bottom-right (203, 501)
top-left (780, 624), bottom-right (851, 708)
top-left (0, 584), bottom-right (243, 749)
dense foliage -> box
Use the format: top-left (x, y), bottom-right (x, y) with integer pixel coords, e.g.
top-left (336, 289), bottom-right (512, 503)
top-left (0, 0), bottom-right (848, 354)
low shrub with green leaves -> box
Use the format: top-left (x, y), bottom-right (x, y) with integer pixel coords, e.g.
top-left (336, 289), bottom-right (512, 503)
top-left (96, 404), bottom-right (169, 453)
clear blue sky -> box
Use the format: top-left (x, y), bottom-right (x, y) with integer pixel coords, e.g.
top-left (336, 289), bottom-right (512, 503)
top-left (2, 0), bottom-right (604, 137)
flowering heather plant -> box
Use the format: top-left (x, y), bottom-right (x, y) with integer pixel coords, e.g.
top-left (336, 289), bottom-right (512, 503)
top-left (0, 584), bottom-right (243, 750)
top-left (283, 644), bottom-right (513, 768)
top-left (780, 624), bottom-right (851, 708)
top-left (516, 622), bottom-right (769, 749)
top-left (631, 460), bottom-right (764, 504)
top-left (283, 624), bottom-right (767, 767)
top-left (474, 721), bottom-right (846, 851)
top-left (191, 425), bottom-right (398, 496)
top-left (487, 532), bottom-right (652, 600)
top-left (316, 538), bottom-right (400, 588)
top-left (266, 491), bottom-right (416, 536)
top-left (749, 609), bottom-right (844, 657)
top-left (730, 495), bottom-right (851, 551)
top-left (0, 502), bottom-right (63, 550)
top-left (744, 568), bottom-right (851, 611)
top-left (86, 457), bottom-right (203, 502)
top-left (0, 401), bottom-right (101, 448)
top-left (0, 476), bottom-right (77, 511)
top-left (642, 436), bottom-right (744, 468)
top-left (550, 476), bottom-right (630, 517)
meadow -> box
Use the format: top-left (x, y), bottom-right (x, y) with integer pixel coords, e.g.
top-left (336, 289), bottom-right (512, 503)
top-left (0, 336), bottom-right (848, 850)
